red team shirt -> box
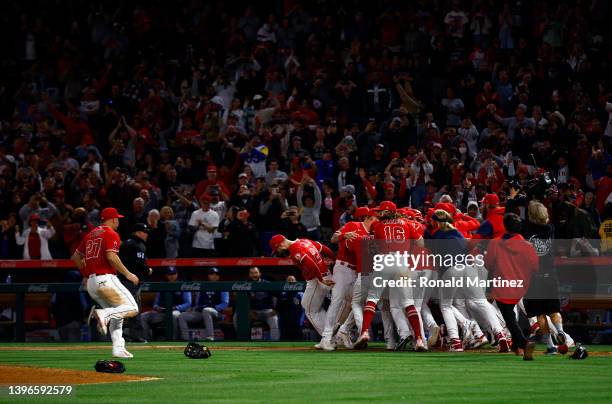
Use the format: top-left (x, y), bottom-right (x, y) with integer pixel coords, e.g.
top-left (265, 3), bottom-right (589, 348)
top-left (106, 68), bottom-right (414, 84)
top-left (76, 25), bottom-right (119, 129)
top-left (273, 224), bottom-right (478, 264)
top-left (336, 221), bottom-right (369, 266)
top-left (371, 218), bottom-right (422, 254)
top-left (346, 233), bottom-right (374, 273)
top-left (288, 239), bottom-right (335, 281)
top-left (76, 226), bottom-right (121, 276)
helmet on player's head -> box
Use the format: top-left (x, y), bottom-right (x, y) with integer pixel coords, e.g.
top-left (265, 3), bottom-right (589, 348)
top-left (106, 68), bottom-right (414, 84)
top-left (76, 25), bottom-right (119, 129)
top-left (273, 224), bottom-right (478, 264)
top-left (269, 234), bottom-right (287, 252)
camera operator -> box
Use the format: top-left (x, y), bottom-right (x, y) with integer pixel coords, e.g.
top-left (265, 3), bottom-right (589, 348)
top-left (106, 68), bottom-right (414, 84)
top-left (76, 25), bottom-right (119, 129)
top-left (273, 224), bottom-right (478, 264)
top-left (119, 223), bottom-right (154, 342)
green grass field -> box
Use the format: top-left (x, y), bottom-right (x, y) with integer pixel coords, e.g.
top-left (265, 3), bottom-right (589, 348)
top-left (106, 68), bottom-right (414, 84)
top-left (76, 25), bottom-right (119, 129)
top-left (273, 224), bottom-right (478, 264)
top-left (1, 342), bottom-right (612, 403)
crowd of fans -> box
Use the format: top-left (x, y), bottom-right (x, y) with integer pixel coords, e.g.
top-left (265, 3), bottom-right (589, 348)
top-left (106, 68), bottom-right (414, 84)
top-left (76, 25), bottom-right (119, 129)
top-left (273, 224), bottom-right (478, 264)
top-left (1, 0), bottom-right (612, 261)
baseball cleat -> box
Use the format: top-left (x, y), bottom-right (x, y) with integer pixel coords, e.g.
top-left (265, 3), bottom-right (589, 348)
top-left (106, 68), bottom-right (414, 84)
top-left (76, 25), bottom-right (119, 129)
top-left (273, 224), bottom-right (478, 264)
top-left (566, 334), bottom-right (575, 348)
top-left (415, 338), bottom-right (428, 352)
top-left (427, 325), bottom-right (441, 348)
top-left (498, 337), bottom-right (510, 353)
top-left (556, 331), bottom-right (567, 346)
top-left (313, 342), bottom-right (322, 350)
top-left (394, 336), bottom-right (412, 351)
top-left (529, 322), bottom-right (540, 339)
top-left (320, 339), bottom-right (336, 351)
top-left (94, 309), bottom-right (108, 335)
top-left (461, 321), bottom-right (474, 347)
top-left (336, 331), bottom-right (354, 349)
top-left (448, 339), bottom-right (464, 352)
top-left (354, 333), bottom-right (369, 350)
top-left (112, 349), bottom-right (134, 359)
top-left (523, 341), bottom-right (535, 361)
top-left (544, 347), bottom-right (558, 355)
top-left (470, 334), bottom-right (489, 349)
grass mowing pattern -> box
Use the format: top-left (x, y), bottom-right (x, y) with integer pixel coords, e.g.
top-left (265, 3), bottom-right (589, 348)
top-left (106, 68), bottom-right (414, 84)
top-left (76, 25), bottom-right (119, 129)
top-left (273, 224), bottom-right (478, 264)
top-left (0, 342), bottom-right (611, 403)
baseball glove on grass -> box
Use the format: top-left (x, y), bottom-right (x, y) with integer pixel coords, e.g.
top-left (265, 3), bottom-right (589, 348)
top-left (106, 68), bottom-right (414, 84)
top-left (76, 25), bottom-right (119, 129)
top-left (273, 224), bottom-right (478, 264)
top-left (184, 342), bottom-right (212, 359)
top-left (95, 360), bottom-right (125, 373)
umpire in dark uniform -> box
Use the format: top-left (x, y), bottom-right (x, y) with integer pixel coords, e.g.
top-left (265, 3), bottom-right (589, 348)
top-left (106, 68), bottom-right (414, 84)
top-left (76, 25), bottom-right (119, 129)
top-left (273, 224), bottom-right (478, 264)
top-left (119, 223), bottom-right (153, 342)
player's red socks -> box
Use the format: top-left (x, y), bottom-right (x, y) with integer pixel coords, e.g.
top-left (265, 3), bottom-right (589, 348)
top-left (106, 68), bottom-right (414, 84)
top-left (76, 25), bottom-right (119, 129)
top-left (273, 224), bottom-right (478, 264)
top-left (406, 305), bottom-right (422, 339)
top-left (361, 301), bottom-right (377, 333)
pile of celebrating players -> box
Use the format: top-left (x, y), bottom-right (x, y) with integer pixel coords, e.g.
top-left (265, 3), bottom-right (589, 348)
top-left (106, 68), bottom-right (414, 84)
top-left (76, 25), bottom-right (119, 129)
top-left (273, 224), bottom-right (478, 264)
top-left (269, 196), bottom-right (576, 360)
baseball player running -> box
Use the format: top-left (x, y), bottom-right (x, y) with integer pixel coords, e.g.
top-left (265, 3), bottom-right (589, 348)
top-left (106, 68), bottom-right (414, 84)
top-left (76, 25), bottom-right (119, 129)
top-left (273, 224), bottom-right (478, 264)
top-left (269, 234), bottom-right (335, 346)
top-left (72, 207), bottom-right (139, 358)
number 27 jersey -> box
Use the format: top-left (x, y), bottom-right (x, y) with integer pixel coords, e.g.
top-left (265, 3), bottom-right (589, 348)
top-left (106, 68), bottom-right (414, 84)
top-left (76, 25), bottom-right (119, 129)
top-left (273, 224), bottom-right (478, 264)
top-left (76, 225), bottom-right (121, 276)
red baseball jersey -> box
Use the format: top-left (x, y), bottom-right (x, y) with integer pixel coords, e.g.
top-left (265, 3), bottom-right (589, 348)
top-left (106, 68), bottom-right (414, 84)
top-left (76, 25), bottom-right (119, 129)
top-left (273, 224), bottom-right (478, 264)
top-left (288, 239), bottom-right (333, 281)
top-left (336, 221), bottom-right (369, 266)
top-left (76, 225), bottom-right (121, 276)
top-left (371, 218), bottom-right (422, 254)
top-left (346, 233), bottom-right (374, 273)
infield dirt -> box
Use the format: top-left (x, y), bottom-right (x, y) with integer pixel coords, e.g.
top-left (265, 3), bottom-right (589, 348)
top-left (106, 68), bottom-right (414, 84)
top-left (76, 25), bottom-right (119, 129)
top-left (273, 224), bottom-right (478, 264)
top-left (0, 364), bottom-right (160, 385)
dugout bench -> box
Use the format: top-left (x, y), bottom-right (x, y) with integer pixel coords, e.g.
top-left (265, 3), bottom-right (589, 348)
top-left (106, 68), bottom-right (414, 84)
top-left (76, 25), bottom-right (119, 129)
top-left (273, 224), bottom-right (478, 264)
top-left (0, 281), bottom-right (306, 342)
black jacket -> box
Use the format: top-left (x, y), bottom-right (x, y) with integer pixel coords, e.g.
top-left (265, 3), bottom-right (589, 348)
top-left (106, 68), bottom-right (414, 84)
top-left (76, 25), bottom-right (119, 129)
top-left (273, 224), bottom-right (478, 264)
top-left (119, 235), bottom-right (150, 281)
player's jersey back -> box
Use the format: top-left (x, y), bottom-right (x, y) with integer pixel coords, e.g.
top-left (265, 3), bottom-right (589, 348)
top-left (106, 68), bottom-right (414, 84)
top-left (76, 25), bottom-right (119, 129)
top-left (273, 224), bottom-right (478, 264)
top-left (288, 239), bottom-right (330, 281)
top-left (76, 225), bottom-right (121, 276)
top-left (336, 221), bottom-right (369, 265)
top-left (371, 218), bottom-right (420, 254)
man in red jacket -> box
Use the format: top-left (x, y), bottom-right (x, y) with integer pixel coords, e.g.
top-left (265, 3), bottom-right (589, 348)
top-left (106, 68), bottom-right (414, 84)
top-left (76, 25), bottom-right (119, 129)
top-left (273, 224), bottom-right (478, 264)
top-left (474, 194), bottom-right (506, 239)
top-left (484, 213), bottom-right (539, 361)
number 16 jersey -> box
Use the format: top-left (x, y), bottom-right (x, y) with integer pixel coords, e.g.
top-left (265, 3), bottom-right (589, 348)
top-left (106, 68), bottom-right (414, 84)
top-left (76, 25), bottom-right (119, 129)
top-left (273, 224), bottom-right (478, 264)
top-left (371, 218), bottom-right (421, 254)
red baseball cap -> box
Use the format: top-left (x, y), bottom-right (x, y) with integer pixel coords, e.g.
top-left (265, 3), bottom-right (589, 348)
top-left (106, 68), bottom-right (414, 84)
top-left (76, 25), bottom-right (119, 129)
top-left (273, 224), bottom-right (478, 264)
top-left (269, 234), bottom-right (286, 251)
top-left (390, 151), bottom-right (401, 159)
top-left (397, 207), bottom-right (411, 216)
top-left (207, 165), bottom-right (218, 173)
top-left (480, 193), bottom-right (500, 206)
top-left (100, 207), bottom-right (124, 221)
top-left (373, 201), bottom-right (397, 212)
top-left (354, 207), bottom-right (371, 218)
top-left (434, 202), bottom-right (457, 216)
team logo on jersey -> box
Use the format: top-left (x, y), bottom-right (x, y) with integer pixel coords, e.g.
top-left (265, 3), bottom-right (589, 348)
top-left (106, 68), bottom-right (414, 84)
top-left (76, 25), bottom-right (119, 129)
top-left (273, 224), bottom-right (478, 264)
top-left (528, 235), bottom-right (552, 257)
